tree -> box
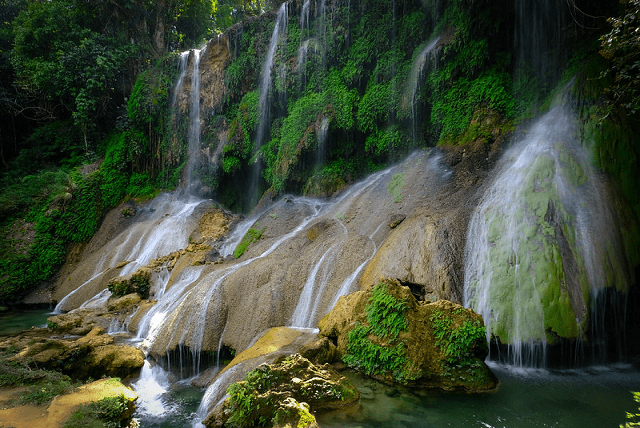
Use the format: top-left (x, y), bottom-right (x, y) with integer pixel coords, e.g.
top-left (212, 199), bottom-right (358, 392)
top-left (600, 0), bottom-right (640, 116)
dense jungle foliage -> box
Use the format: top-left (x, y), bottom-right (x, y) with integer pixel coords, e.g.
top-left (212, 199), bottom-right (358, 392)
top-left (0, 0), bottom-right (638, 303)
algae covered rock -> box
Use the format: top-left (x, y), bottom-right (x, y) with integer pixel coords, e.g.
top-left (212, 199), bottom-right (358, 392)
top-left (204, 354), bottom-right (358, 428)
top-left (464, 106), bottom-right (634, 348)
top-left (319, 279), bottom-right (496, 391)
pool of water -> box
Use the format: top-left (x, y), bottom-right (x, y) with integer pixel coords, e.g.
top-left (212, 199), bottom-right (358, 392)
top-left (316, 362), bottom-right (640, 428)
top-left (0, 308), bottom-right (52, 335)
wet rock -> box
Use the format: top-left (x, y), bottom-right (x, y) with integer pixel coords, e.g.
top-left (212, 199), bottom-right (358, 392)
top-left (107, 292), bottom-right (141, 311)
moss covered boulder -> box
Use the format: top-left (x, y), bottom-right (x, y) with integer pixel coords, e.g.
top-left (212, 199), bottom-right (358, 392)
top-left (204, 354), bottom-right (358, 428)
top-left (319, 279), bottom-right (496, 391)
top-left (464, 106), bottom-right (634, 348)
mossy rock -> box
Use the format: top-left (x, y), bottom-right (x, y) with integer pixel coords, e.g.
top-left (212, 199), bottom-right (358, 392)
top-left (204, 354), bottom-right (358, 428)
top-left (319, 279), bottom-right (496, 391)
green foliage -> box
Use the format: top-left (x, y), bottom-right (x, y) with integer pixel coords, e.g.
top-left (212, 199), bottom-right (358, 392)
top-left (63, 394), bottom-right (130, 428)
top-left (357, 83), bottom-right (391, 134)
top-left (100, 133), bottom-right (130, 208)
top-left (234, 224), bottom-right (266, 258)
top-left (128, 69), bottom-right (171, 129)
top-left (432, 68), bottom-right (514, 139)
top-left (621, 391), bottom-right (640, 428)
top-left (366, 282), bottom-right (409, 340)
top-left (365, 125), bottom-right (407, 156)
top-left (226, 364), bottom-right (273, 427)
top-left (430, 309), bottom-right (485, 366)
top-left (600, 0), bottom-right (640, 117)
top-left (0, 348), bottom-right (76, 405)
top-left (108, 272), bottom-right (151, 299)
top-left (342, 322), bottom-right (408, 379)
top-left (0, 170), bottom-right (70, 220)
top-left (343, 282), bottom-right (416, 383)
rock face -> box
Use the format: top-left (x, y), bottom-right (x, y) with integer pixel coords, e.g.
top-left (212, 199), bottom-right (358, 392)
top-left (0, 326), bottom-right (145, 380)
top-left (319, 279), bottom-right (496, 391)
top-left (204, 354), bottom-right (359, 428)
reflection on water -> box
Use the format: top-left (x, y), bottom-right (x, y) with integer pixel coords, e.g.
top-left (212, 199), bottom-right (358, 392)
top-left (0, 309), bottom-right (51, 335)
top-left (317, 362), bottom-right (640, 428)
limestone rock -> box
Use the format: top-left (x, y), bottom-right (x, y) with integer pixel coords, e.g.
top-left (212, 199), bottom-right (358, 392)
top-left (107, 292), bottom-right (141, 311)
top-left (0, 326), bottom-right (144, 381)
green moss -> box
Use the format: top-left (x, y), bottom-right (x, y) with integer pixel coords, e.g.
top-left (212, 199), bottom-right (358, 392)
top-left (388, 172), bottom-right (406, 203)
top-left (234, 224), bottom-right (266, 259)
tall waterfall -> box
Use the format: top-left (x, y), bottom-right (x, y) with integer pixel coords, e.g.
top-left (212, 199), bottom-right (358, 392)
top-left (464, 104), bottom-right (631, 367)
top-left (186, 48), bottom-right (203, 195)
top-left (250, 3), bottom-right (288, 207)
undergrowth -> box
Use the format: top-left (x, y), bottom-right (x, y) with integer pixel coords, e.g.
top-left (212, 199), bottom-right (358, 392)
top-left (0, 346), bottom-right (77, 405)
top-left (62, 395), bottom-right (131, 428)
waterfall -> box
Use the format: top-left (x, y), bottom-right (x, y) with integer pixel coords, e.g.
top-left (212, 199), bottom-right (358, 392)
top-left (186, 48), bottom-right (203, 195)
top-left (514, 0), bottom-right (568, 99)
top-left (250, 3), bottom-right (288, 207)
top-left (405, 36), bottom-right (440, 143)
top-left (172, 51), bottom-right (190, 109)
top-left (464, 104), bottom-right (630, 367)
top-left (316, 116), bottom-right (329, 165)
top-left (192, 364), bottom-right (244, 428)
top-left (132, 360), bottom-right (172, 417)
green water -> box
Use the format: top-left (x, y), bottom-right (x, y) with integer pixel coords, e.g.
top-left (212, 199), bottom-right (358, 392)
top-left (317, 362), bottom-right (640, 428)
top-left (0, 309), bottom-right (51, 335)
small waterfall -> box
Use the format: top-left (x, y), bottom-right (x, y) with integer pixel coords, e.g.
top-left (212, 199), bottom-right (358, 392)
top-left (405, 36), bottom-right (440, 143)
top-left (192, 364), bottom-right (244, 428)
top-left (514, 0), bottom-right (568, 100)
top-left (316, 116), bottom-right (329, 165)
top-left (289, 244), bottom-right (339, 327)
top-left (53, 269), bottom-right (110, 313)
top-left (300, 0), bottom-right (311, 38)
top-left (132, 361), bottom-right (172, 416)
top-left (250, 3), bottom-right (288, 207)
top-left (79, 289), bottom-right (112, 310)
top-left (464, 104), bottom-right (630, 367)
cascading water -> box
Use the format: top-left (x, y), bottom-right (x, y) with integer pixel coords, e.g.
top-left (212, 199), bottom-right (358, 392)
top-left (464, 104), bottom-right (631, 367)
